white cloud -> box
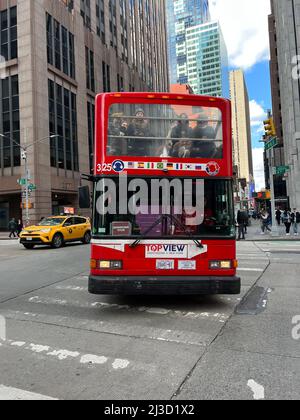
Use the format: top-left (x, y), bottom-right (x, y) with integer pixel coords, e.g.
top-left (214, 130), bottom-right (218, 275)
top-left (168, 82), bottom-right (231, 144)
top-left (249, 99), bottom-right (267, 129)
top-left (209, 0), bottom-right (271, 69)
top-left (252, 148), bottom-right (265, 191)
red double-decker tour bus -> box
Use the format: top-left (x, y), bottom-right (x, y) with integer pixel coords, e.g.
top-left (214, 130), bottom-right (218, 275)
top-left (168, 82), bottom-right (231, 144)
top-left (84, 92), bottom-right (240, 295)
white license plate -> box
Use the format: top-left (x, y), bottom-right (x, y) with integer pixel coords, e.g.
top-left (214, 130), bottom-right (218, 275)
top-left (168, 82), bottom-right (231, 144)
top-left (156, 260), bottom-right (174, 270)
top-left (178, 261), bottom-right (196, 270)
top-left (26, 237), bottom-right (33, 241)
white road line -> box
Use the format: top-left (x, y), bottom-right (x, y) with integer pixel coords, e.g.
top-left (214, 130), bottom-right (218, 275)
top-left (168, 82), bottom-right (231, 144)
top-left (262, 249), bottom-right (300, 252)
top-left (237, 268), bottom-right (264, 272)
top-left (2, 310), bottom-right (214, 346)
top-left (27, 295), bottom-right (229, 322)
top-left (0, 384), bottom-right (57, 400)
top-left (247, 380), bottom-right (265, 400)
top-left (237, 254), bottom-right (265, 256)
top-left (0, 339), bottom-right (130, 371)
top-left (237, 257), bottom-right (269, 260)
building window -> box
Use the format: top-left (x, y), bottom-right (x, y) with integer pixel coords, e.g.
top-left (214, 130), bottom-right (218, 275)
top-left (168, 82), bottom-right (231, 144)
top-left (0, 75), bottom-right (20, 169)
top-left (86, 47), bottom-right (95, 92)
top-left (120, 0), bottom-right (128, 63)
top-left (96, 0), bottom-right (106, 43)
top-left (87, 101), bottom-right (95, 173)
top-left (109, 0), bottom-right (117, 52)
top-left (0, 6), bottom-right (18, 61)
top-left (61, 0), bottom-right (74, 12)
top-left (80, 0), bottom-right (91, 29)
top-left (46, 13), bottom-right (75, 79)
top-left (102, 61), bottom-right (111, 92)
top-left (48, 79), bottom-right (78, 172)
top-left (117, 73), bottom-right (124, 92)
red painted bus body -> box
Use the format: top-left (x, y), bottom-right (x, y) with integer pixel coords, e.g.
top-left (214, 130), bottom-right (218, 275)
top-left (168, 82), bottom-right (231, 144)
top-left (89, 92), bottom-right (240, 295)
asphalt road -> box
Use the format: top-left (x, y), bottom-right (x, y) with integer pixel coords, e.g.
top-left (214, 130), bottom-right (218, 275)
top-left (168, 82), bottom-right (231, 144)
top-left (0, 239), bottom-right (299, 400)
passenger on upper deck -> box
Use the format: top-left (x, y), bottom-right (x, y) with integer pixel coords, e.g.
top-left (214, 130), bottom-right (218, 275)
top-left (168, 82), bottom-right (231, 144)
top-left (169, 113), bottom-right (193, 158)
top-left (126, 109), bottom-right (154, 156)
top-left (108, 113), bottom-right (128, 155)
top-left (190, 115), bottom-right (217, 158)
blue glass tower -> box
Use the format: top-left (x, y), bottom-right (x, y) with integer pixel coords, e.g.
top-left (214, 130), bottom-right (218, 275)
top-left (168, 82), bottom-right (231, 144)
top-left (166, 0), bottom-right (210, 85)
top-left (166, 1), bottom-right (229, 98)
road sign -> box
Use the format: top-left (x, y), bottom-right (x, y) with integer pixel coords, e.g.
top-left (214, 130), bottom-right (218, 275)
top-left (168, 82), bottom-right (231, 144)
top-left (28, 184), bottom-right (37, 191)
top-left (265, 137), bottom-right (278, 151)
top-left (17, 178), bottom-right (27, 186)
top-left (275, 165), bottom-right (290, 176)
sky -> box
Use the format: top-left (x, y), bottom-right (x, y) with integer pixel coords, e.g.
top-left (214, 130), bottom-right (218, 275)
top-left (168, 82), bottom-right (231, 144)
top-left (209, 0), bottom-right (272, 190)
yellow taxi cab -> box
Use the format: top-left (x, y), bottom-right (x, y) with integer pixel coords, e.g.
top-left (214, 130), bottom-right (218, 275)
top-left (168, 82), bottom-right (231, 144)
top-left (19, 216), bottom-right (91, 250)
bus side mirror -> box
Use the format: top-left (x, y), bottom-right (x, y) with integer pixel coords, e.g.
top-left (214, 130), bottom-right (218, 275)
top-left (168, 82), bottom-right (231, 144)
top-left (79, 186), bottom-right (91, 209)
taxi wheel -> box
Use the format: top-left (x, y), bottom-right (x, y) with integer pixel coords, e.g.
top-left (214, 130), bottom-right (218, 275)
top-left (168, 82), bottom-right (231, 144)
top-left (82, 231), bottom-right (91, 244)
top-left (51, 233), bottom-right (64, 249)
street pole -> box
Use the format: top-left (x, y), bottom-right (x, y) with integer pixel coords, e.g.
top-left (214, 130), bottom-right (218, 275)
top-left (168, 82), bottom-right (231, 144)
top-left (24, 150), bottom-right (29, 226)
top-left (269, 148), bottom-right (279, 236)
top-left (0, 132), bottom-right (58, 226)
top-left (23, 128), bottom-right (30, 226)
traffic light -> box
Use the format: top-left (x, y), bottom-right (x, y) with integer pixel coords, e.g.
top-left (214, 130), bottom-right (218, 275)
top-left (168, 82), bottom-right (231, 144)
top-left (263, 117), bottom-right (276, 138)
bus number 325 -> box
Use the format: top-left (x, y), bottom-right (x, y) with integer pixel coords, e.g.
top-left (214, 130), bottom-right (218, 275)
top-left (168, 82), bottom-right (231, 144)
top-left (97, 163), bottom-right (112, 172)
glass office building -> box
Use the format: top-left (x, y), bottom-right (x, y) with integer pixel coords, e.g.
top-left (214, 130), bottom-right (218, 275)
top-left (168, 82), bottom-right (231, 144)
top-left (185, 21), bottom-right (229, 97)
top-left (166, 0), bottom-right (210, 85)
top-left (167, 1), bottom-right (229, 98)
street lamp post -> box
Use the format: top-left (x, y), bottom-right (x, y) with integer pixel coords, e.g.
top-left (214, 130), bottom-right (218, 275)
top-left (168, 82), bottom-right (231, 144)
top-left (268, 147), bottom-right (280, 237)
top-left (0, 132), bottom-right (58, 226)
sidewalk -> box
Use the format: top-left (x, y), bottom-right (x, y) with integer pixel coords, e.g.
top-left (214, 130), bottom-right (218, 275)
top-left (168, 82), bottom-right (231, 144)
top-left (244, 220), bottom-right (300, 241)
top-left (0, 232), bottom-right (19, 241)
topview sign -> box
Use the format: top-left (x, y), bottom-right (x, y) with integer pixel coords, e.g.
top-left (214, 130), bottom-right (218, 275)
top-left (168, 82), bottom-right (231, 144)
top-left (145, 243), bottom-right (208, 259)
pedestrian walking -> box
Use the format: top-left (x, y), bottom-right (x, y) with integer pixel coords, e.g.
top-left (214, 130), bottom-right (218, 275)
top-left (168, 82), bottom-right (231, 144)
top-left (17, 219), bottom-right (23, 237)
top-left (261, 210), bottom-right (272, 234)
top-left (282, 209), bottom-right (292, 236)
top-left (291, 208), bottom-right (300, 236)
top-left (8, 218), bottom-right (17, 238)
top-left (236, 210), bottom-right (247, 240)
top-left (275, 208), bottom-right (282, 226)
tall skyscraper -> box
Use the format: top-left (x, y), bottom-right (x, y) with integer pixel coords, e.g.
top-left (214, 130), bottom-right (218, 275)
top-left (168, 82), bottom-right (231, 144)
top-left (230, 69), bottom-right (253, 183)
top-left (166, 1), bottom-right (229, 97)
top-left (166, 0), bottom-right (210, 85)
top-left (0, 0), bottom-right (169, 228)
top-left (185, 21), bottom-right (229, 97)
top-left (271, 0), bottom-right (300, 209)
top-left (266, 0), bottom-right (287, 203)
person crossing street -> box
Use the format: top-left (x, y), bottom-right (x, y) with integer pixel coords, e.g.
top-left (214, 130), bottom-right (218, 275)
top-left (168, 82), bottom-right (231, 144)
top-left (8, 218), bottom-right (18, 239)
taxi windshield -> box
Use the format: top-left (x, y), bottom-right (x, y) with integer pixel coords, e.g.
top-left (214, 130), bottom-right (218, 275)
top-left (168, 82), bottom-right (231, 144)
top-left (107, 103), bottom-right (223, 159)
top-left (38, 218), bottom-right (66, 226)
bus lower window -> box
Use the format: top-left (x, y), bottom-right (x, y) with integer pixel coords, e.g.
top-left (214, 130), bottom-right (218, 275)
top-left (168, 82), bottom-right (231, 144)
top-left (93, 179), bottom-right (235, 238)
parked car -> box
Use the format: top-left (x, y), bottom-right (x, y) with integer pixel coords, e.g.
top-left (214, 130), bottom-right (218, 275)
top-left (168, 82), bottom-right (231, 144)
top-left (19, 216), bottom-right (91, 249)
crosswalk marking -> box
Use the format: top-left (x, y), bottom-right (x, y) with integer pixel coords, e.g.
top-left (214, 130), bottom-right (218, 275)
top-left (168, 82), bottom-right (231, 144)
top-left (0, 384), bottom-right (58, 400)
top-left (2, 310), bottom-right (214, 346)
top-left (27, 295), bottom-right (230, 322)
top-left (0, 338), bottom-right (131, 370)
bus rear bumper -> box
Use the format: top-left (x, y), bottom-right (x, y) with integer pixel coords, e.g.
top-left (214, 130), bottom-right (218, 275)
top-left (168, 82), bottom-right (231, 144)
top-left (88, 276), bottom-right (241, 295)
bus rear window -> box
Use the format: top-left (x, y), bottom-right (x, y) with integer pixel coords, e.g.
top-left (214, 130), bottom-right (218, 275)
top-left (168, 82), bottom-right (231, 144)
top-left (107, 103), bottom-right (223, 159)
